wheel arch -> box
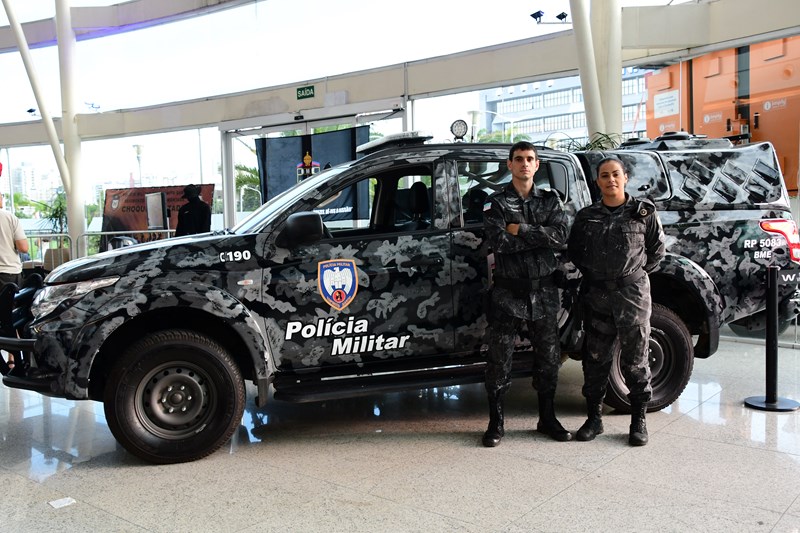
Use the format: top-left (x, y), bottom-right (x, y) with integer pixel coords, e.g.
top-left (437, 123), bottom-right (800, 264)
top-left (650, 253), bottom-right (723, 358)
top-left (85, 298), bottom-right (271, 401)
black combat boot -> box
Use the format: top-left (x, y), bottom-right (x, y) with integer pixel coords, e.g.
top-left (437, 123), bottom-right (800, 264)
top-left (536, 393), bottom-right (572, 442)
top-left (576, 401), bottom-right (604, 441)
top-left (482, 393), bottom-right (505, 447)
top-left (629, 402), bottom-right (648, 446)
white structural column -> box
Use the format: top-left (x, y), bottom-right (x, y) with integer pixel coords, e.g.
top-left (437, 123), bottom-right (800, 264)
top-left (592, 0), bottom-right (623, 138)
top-left (56, 0), bottom-right (87, 256)
top-left (570, 0), bottom-right (606, 141)
top-left (0, 0), bottom-right (72, 191)
top-left (221, 131), bottom-right (236, 229)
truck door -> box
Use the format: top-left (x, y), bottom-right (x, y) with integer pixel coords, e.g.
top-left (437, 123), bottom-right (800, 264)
top-left (265, 159), bottom-right (455, 373)
top-left (449, 151), bottom-right (584, 356)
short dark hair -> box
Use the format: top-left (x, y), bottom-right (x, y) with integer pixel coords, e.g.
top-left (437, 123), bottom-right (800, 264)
top-left (596, 156), bottom-right (628, 175)
top-left (183, 184), bottom-right (201, 199)
top-left (508, 141), bottom-right (538, 161)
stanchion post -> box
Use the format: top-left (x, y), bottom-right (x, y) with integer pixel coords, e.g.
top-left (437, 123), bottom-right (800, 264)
top-left (745, 265), bottom-right (800, 411)
top-left (766, 265), bottom-right (778, 404)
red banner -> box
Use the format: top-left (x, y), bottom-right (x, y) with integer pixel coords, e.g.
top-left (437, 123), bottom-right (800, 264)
top-left (101, 185), bottom-right (214, 244)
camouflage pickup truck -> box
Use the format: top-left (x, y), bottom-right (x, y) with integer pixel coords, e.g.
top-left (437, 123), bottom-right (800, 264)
top-left (1, 131), bottom-right (797, 463)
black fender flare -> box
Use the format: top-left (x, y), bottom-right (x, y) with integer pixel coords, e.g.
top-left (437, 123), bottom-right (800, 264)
top-left (651, 253), bottom-right (723, 357)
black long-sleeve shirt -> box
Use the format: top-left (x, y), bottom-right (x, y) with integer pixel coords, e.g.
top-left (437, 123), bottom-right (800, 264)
top-left (175, 197), bottom-right (211, 236)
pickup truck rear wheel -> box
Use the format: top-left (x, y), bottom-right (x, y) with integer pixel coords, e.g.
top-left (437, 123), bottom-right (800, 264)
top-left (604, 304), bottom-right (693, 413)
top-left (103, 329), bottom-right (245, 464)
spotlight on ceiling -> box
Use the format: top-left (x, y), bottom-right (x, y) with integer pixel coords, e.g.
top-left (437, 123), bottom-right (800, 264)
top-left (530, 10), bottom-right (544, 23)
top-left (556, 12), bottom-right (568, 22)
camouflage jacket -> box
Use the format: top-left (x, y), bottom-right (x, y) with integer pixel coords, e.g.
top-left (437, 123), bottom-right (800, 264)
top-left (567, 194), bottom-right (666, 282)
top-left (484, 183), bottom-right (568, 320)
top-left (567, 194), bottom-right (666, 326)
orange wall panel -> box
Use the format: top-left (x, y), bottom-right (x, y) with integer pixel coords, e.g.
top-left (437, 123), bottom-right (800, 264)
top-left (646, 63), bottom-right (691, 139)
top-left (749, 36), bottom-right (800, 191)
top-left (692, 50), bottom-right (738, 138)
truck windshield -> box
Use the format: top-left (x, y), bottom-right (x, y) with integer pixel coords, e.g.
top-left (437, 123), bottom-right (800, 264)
top-left (231, 165), bottom-right (351, 235)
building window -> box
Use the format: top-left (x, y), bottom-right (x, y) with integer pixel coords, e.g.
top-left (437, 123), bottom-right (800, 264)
top-left (622, 104), bottom-right (647, 123)
top-left (543, 89), bottom-right (571, 107)
top-left (543, 114), bottom-right (572, 130)
top-left (620, 76), bottom-right (647, 96)
top-left (498, 96), bottom-right (534, 114)
top-left (517, 118), bottom-right (544, 134)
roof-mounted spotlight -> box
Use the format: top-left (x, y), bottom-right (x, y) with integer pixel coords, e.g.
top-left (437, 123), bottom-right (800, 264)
top-left (530, 10), bottom-right (544, 23)
top-left (450, 119), bottom-right (469, 142)
top-left (556, 12), bottom-right (568, 22)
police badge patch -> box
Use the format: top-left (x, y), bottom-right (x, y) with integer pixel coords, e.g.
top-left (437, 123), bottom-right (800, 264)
top-left (318, 259), bottom-right (359, 310)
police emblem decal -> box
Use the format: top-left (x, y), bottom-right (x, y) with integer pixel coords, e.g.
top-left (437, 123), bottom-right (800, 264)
top-left (318, 259), bottom-right (359, 310)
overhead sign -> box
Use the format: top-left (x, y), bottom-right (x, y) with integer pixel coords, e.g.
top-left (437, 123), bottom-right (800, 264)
top-left (297, 86), bottom-right (315, 100)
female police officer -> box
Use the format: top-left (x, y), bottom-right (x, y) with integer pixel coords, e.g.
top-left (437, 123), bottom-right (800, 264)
top-left (567, 156), bottom-right (665, 446)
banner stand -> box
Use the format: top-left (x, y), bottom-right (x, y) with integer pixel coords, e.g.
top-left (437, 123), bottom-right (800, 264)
top-left (744, 265), bottom-right (800, 412)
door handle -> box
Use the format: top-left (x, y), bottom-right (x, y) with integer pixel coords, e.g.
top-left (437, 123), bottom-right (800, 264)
top-left (400, 257), bottom-right (444, 268)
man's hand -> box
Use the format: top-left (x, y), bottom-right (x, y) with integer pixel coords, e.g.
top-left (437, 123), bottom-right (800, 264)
top-left (506, 223), bottom-right (520, 235)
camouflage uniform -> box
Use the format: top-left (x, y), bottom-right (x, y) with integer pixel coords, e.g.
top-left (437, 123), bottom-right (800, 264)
top-left (484, 183), bottom-right (568, 396)
top-left (567, 195), bottom-right (666, 405)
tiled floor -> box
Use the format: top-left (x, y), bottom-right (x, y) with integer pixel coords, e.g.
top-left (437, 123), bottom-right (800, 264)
top-left (0, 333), bottom-right (799, 532)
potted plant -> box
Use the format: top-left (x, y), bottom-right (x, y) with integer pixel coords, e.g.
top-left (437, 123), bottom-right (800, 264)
top-left (38, 192), bottom-right (71, 271)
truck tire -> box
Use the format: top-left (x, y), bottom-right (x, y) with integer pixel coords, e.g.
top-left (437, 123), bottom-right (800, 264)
top-left (103, 329), bottom-right (245, 464)
top-left (604, 304), bottom-right (693, 413)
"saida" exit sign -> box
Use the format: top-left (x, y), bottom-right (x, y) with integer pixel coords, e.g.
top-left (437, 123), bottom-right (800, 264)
top-left (296, 86), bottom-right (315, 100)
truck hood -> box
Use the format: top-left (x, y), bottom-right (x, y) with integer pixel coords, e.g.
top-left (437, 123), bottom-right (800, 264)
top-left (45, 232), bottom-right (230, 284)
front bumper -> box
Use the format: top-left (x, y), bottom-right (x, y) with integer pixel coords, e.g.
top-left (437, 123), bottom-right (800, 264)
top-left (0, 335), bottom-right (61, 396)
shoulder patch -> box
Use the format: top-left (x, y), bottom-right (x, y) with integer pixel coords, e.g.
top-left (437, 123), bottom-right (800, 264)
top-left (632, 198), bottom-right (656, 219)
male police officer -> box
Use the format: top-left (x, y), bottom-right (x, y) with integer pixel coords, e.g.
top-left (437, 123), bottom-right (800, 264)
top-left (482, 141), bottom-right (571, 447)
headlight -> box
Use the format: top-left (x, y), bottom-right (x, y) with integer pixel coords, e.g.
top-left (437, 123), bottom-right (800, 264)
top-left (31, 276), bottom-right (120, 319)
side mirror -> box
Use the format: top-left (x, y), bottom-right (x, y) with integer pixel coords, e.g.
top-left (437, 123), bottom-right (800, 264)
top-left (276, 211), bottom-right (324, 248)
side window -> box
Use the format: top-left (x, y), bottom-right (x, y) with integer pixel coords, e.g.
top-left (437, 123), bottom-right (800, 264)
top-left (393, 174), bottom-right (433, 231)
top-left (455, 159), bottom-right (569, 227)
top-left (616, 153), bottom-right (669, 200)
top-left (314, 179), bottom-right (375, 232)
top-left (537, 161), bottom-right (570, 201)
top-left (582, 151), bottom-right (669, 201)
top-left (457, 161), bottom-right (509, 227)
top-left (312, 165), bottom-right (435, 237)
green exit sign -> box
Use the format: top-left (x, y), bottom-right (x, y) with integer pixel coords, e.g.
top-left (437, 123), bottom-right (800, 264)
top-left (297, 86), bottom-right (315, 100)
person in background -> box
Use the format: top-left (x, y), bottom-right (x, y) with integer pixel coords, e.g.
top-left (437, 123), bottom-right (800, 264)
top-left (0, 193), bottom-right (28, 289)
top-left (0, 193), bottom-right (29, 369)
top-left (175, 184), bottom-right (211, 236)
top-left (567, 156), bottom-right (666, 446)
top-left (481, 141), bottom-right (572, 447)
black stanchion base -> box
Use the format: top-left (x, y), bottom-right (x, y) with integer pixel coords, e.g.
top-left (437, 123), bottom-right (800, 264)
top-left (744, 396), bottom-right (800, 412)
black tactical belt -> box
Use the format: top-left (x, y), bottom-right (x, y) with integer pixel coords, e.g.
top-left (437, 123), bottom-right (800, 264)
top-left (587, 269), bottom-right (645, 290)
top-left (494, 275), bottom-right (555, 293)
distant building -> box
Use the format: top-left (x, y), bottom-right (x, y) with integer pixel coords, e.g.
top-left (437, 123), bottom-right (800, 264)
top-left (478, 68), bottom-right (650, 149)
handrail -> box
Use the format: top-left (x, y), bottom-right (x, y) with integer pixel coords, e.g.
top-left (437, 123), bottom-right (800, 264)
top-left (22, 229), bottom-right (178, 270)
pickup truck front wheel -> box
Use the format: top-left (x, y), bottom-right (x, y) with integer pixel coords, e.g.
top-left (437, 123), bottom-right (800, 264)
top-left (103, 330), bottom-right (245, 464)
top-left (604, 304), bottom-right (694, 413)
